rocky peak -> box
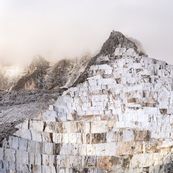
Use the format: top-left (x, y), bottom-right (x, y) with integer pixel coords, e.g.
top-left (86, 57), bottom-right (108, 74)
top-left (10, 31), bottom-right (147, 91)
top-left (27, 56), bottom-right (49, 73)
top-left (72, 31), bottom-right (146, 85)
top-left (99, 31), bottom-right (144, 56)
top-left (11, 56), bottom-right (50, 91)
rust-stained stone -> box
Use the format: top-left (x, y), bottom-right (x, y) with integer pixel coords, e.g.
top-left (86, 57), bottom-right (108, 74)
top-left (127, 98), bottom-right (138, 103)
top-left (111, 156), bottom-right (122, 166)
top-left (145, 141), bottom-right (160, 153)
top-left (43, 122), bottom-right (53, 133)
top-left (127, 98), bottom-right (157, 107)
top-left (116, 142), bottom-right (143, 155)
top-left (97, 156), bottom-right (113, 170)
top-left (76, 122), bottom-right (84, 133)
top-left (43, 122), bottom-right (63, 133)
top-left (143, 102), bottom-right (157, 107)
top-left (135, 130), bottom-right (150, 141)
top-left (55, 122), bottom-right (63, 133)
top-left (78, 115), bottom-right (96, 121)
top-left (142, 96), bottom-right (157, 107)
top-left (31, 165), bottom-right (42, 173)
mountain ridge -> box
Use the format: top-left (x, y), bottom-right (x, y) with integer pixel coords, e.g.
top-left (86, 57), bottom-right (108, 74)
top-left (9, 31), bottom-right (145, 91)
top-left (0, 31), bottom-right (169, 143)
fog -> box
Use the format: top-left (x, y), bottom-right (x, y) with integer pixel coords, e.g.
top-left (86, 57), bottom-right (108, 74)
top-left (0, 0), bottom-right (173, 68)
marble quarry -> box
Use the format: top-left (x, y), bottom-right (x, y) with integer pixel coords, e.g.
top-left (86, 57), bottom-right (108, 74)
top-left (1, 32), bottom-right (173, 173)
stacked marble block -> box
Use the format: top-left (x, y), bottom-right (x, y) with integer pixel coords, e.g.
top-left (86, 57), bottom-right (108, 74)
top-left (0, 118), bottom-right (151, 173)
top-left (1, 47), bottom-right (173, 172)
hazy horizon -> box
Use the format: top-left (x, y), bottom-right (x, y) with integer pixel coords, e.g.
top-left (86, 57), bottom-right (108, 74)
top-left (0, 0), bottom-right (173, 68)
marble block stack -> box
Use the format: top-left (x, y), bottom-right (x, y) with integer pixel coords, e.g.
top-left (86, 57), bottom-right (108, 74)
top-left (1, 31), bottom-right (173, 173)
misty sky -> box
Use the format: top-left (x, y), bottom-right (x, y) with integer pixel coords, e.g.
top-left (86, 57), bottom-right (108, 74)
top-left (0, 0), bottom-right (173, 67)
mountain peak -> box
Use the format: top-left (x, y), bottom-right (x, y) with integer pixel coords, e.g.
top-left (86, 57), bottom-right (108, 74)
top-left (99, 30), bottom-right (143, 56)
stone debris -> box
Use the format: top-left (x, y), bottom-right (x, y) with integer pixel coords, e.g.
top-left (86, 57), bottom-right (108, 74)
top-left (1, 31), bottom-right (173, 172)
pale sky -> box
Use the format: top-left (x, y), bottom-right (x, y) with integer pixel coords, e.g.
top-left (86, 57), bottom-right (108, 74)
top-left (0, 0), bottom-right (173, 67)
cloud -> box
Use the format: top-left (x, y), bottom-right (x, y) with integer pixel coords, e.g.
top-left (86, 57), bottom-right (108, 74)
top-left (0, 0), bottom-right (173, 67)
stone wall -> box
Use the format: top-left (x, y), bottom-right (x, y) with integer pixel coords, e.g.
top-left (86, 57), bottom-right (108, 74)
top-left (1, 47), bottom-right (173, 173)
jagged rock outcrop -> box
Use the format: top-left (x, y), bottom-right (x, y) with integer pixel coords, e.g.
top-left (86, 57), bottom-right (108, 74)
top-left (45, 56), bottom-right (90, 90)
top-left (1, 31), bottom-right (173, 173)
top-left (11, 56), bottom-right (50, 91)
top-left (11, 55), bottom-right (90, 91)
top-left (99, 31), bottom-right (144, 56)
top-left (0, 71), bottom-right (15, 91)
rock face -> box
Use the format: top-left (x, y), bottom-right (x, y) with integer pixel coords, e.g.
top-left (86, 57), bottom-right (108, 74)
top-left (99, 31), bottom-right (144, 56)
top-left (11, 56), bottom-right (90, 91)
top-left (45, 56), bottom-right (90, 90)
top-left (12, 57), bottom-right (50, 91)
top-left (1, 31), bottom-right (173, 173)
